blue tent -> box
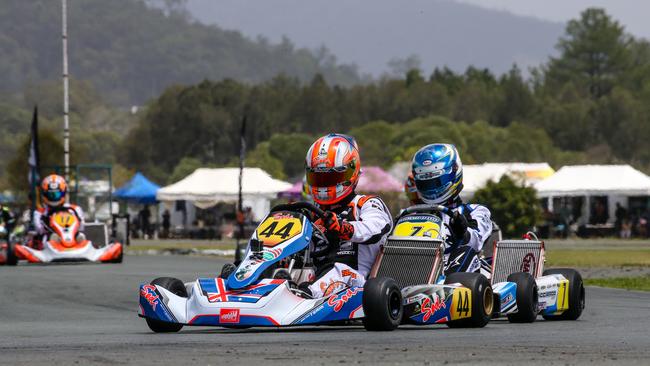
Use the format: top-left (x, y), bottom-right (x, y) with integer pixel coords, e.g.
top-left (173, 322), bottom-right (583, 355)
top-left (114, 172), bottom-right (160, 204)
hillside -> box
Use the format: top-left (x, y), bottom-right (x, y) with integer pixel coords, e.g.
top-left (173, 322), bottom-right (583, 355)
top-left (0, 0), bottom-right (361, 106)
top-left (186, 0), bottom-right (565, 76)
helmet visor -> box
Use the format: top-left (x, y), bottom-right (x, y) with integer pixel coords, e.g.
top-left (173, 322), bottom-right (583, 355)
top-left (414, 170), bottom-right (453, 198)
top-left (45, 190), bottom-right (64, 202)
top-left (306, 166), bottom-right (355, 188)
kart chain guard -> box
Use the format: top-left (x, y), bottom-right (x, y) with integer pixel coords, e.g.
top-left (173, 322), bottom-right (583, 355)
top-left (369, 236), bottom-right (443, 288)
top-left (491, 240), bottom-right (545, 283)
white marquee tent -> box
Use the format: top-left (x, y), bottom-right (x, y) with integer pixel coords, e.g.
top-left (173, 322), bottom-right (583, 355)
top-left (157, 168), bottom-right (292, 220)
top-left (535, 165), bottom-right (650, 197)
top-left (461, 163), bottom-right (555, 198)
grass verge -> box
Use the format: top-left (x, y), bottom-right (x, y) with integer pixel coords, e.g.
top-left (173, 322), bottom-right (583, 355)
top-left (585, 276), bottom-right (650, 291)
top-left (546, 249), bottom-right (650, 267)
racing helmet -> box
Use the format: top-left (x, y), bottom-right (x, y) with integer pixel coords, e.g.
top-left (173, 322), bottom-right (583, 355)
top-left (305, 133), bottom-right (361, 206)
top-left (404, 172), bottom-right (422, 205)
top-left (41, 174), bottom-right (67, 207)
top-left (411, 143), bottom-right (463, 205)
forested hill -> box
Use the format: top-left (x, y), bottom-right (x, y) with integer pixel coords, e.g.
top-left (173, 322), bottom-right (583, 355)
top-left (0, 0), bottom-right (361, 106)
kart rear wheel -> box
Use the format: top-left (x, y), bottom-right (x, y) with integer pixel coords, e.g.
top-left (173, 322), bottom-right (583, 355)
top-left (506, 272), bottom-right (538, 323)
top-left (220, 263), bottom-right (237, 278)
top-left (541, 268), bottom-right (584, 321)
top-left (362, 277), bottom-right (402, 331)
top-left (445, 272), bottom-right (493, 328)
top-left (145, 277), bottom-right (187, 333)
top-left (6, 241), bottom-right (18, 266)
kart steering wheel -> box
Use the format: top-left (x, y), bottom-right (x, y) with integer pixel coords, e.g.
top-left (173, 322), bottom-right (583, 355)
top-left (270, 202), bottom-right (327, 221)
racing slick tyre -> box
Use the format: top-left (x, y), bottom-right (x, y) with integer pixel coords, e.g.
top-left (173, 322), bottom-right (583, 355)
top-left (220, 263), bottom-right (237, 278)
top-left (234, 242), bottom-right (247, 265)
top-left (108, 247), bottom-right (123, 263)
top-left (506, 272), bottom-right (538, 323)
top-left (145, 277), bottom-right (187, 333)
top-left (541, 268), bottom-right (585, 321)
top-left (444, 272), bottom-right (493, 328)
top-left (362, 277), bottom-right (403, 331)
top-left (5, 241), bottom-right (18, 266)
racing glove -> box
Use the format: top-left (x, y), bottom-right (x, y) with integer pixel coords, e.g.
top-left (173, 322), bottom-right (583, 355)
top-left (449, 211), bottom-right (470, 245)
top-left (322, 211), bottom-right (354, 241)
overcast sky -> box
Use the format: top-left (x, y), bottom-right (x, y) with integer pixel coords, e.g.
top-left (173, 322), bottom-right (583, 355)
top-left (457, 0), bottom-right (650, 39)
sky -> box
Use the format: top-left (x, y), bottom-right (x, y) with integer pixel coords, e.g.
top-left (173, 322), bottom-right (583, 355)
top-left (457, 0), bottom-right (650, 39)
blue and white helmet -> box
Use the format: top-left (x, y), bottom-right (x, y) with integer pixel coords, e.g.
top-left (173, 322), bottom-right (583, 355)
top-left (411, 144), bottom-right (463, 204)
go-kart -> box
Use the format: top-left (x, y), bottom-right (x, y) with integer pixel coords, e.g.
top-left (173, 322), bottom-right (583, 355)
top-left (0, 224), bottom-right (19, 265)
top-left (397, 204), bottom-right (585, 323)
top-left (9, 209), bottom-right (123, 264)
top-left (139, 202), bottom-right (494, 332)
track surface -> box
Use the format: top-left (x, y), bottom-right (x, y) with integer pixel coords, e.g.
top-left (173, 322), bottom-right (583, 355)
top-left (1, 255), bottom-right (649, 365)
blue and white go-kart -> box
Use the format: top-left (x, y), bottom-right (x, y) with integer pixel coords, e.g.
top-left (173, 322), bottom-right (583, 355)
top-left (139, 202), bottom-right (494, 332)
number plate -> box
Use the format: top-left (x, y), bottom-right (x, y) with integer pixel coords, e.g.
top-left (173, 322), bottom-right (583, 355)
top-left (450, 287), bottom-right (472, 320)
top-left (255, 212), bottom-right (303, 247)
top-left (393, 220), bottom-right (441, 238)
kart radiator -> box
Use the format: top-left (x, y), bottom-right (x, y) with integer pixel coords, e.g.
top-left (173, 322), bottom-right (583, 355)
top-left (491, 240), bottom-right (545, 283)
top-left (370, 236), bottom-right (443, 288)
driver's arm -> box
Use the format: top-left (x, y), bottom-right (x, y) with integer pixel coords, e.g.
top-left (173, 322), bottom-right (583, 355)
top-left (72, 205), bottom-right (85, 231)
top-left (463, 204), bottom-right (492, 252)
top-left (350, 197), bottom-right (393, 244)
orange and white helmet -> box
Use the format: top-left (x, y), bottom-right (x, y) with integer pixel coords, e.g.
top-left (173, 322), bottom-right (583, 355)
top-left (41, 174), bottom-right (67, 207)
top-left (305, 134), bottom-right (361, 206)
top-left (404, 172), bottom-right (422, 205)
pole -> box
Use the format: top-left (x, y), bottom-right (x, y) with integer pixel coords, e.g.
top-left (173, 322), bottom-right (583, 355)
top-left (62, 0), bottom-right (70, 197)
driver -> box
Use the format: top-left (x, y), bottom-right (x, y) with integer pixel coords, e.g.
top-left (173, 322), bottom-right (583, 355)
top-left (410, 144), bottom-right (492, 274)
top-left (303, 133), bottom-right (393, 298)
top-left (33, 174), bottom-right (85, 241)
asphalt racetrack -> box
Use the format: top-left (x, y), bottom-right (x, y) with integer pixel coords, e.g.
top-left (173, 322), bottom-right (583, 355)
top-left (1, 255), bottom-right (649, 365)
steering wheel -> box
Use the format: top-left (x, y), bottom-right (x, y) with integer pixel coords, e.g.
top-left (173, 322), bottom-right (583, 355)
top-left (270, 202), bottom-right (327, 222)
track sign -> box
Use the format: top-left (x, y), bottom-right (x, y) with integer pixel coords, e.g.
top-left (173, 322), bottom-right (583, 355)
top-left (450, 287), bottom-right (472, 320)
top-left (256, 213), bottom-right (303, 247)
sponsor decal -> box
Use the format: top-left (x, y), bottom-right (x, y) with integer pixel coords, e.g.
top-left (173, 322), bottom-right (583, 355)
top-left (327, 288), bottom-right (361, 312)
top-left (421, 295), bottom-right (446, 322)
top-left (271, 213), bottom-right (294, 220)
top-left (262, 248), bottom-right (283, 261)
top-left (422, 159), bottom-right (433, 166)
top-left (501, 293), bottom-right (514, 305)
top-left (321, 280), bottom-right (348, 297)
top-left (219, 308), bottom-right (240, 323)
top-left (521, 253), bottom-right (536, 273)
top-left (341, 269), bottom-right (358, 279)
top-left (235, 264), bottom-right (254, 280)
top-left (140, 284), bottom-right (159, 310)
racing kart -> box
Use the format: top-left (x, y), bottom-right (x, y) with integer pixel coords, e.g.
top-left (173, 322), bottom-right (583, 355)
top-left (7, 209), bottom-right (123, 264)
top-left (139, 202), bottom-right (494, 332)
top-left (397, 204), bottom-right (585, 323)
top-left (0, 224), bottom-right (19, 265)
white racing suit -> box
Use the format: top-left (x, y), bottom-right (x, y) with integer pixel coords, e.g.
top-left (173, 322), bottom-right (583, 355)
top-left (439, 203), bottom-right (492, 275)
top-left (308, 195), bottom-right (393, 298)
top-left (33, 204), bottom-right (85, 240)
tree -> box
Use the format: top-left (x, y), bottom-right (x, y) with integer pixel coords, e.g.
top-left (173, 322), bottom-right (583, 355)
top-left (547, 8), bottom-right (632, 100)
top-left (7, 129), bottom-right (64, 193)
top-left (473, 176), bottom-right (541, 238)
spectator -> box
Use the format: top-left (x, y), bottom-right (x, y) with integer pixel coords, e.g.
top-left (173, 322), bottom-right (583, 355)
top-left (162, 209), bottom-right (171, 238)
top-left (139, 205), bottom-right (151, 239)
top-left (614, 203), bottom-right (627, 235)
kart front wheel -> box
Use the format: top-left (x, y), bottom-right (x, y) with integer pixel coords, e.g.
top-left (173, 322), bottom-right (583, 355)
top-left (362, 277), bottom-right (402, 331)
top-left (506, 272), bottom-right (538, 323)
top-left (5, 241), bottom-right (18, 266)
top-left (145, 277), bottom-right (187, 333)
top-left (542, 268), bottom-right (584, 321)
top-left (445, 272), bottom-right (493, 328)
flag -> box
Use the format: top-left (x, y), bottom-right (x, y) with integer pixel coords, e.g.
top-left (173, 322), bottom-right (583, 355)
top-left (238, 114), bottom-right (247, 212)
top-left (28, 106), bottom-right (40, 186)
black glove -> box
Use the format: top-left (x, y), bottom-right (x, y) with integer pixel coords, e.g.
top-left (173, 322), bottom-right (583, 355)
top-left (310, 227), bottom-right (333, 266)
top-left (449, 211), bottom-right (469, 245)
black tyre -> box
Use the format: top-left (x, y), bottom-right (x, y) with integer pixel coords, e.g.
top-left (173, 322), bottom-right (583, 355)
top-left (444, 272), bottom-right (493, 328)
top-left (362, 277), bottom-right (403, 331)
top-left (220, 263), bottom-right (237, 279)
top-left (145, 277), bottom-right (187, 333)
top-left (234, 242), bottom-right (247, 264)
top-left (541, 268), bottom-right (585, 321)
top-left (6, 241), bottom-right (18, 266)
top-left (506, 272), bottom-right (538, 323)
top-left (108, 246), bottom-right (123, 263)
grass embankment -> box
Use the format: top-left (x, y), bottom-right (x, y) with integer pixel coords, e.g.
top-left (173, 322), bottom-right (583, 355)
top-left (547, 247), bottom-right (650, 291)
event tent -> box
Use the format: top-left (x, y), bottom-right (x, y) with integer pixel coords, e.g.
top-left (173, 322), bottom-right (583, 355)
top-left (357, 166), bottom-right (403, 192)
top-left (535, 165), bottom-right (650, 197)
top-left (157, 168), bottom-right (292, 219)
top-left (462, 163), bottom-right (555, 198)
top-left (113, 172), bottom-right (160, 204)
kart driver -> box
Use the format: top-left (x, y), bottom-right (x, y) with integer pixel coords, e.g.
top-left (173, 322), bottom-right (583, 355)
top-left (410, 143), bottom-right (492, 275)
top-left (303, 133), bottom-right (393, 298)
top-left (33, 174), bottom-right (85, 241)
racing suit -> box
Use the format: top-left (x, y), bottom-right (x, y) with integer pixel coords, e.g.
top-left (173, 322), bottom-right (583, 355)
top-left (440, 202), bottom-right (492, 275)
top-left (308, 194), bottom-right (393, 298)
top-left (33, 204), bottom-right (85, 240)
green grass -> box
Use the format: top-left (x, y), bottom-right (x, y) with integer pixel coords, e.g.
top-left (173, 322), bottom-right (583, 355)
top-left (546, 249), bottom-right (650, 267)
top-left (585, 276), bottom-right (650, 291)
